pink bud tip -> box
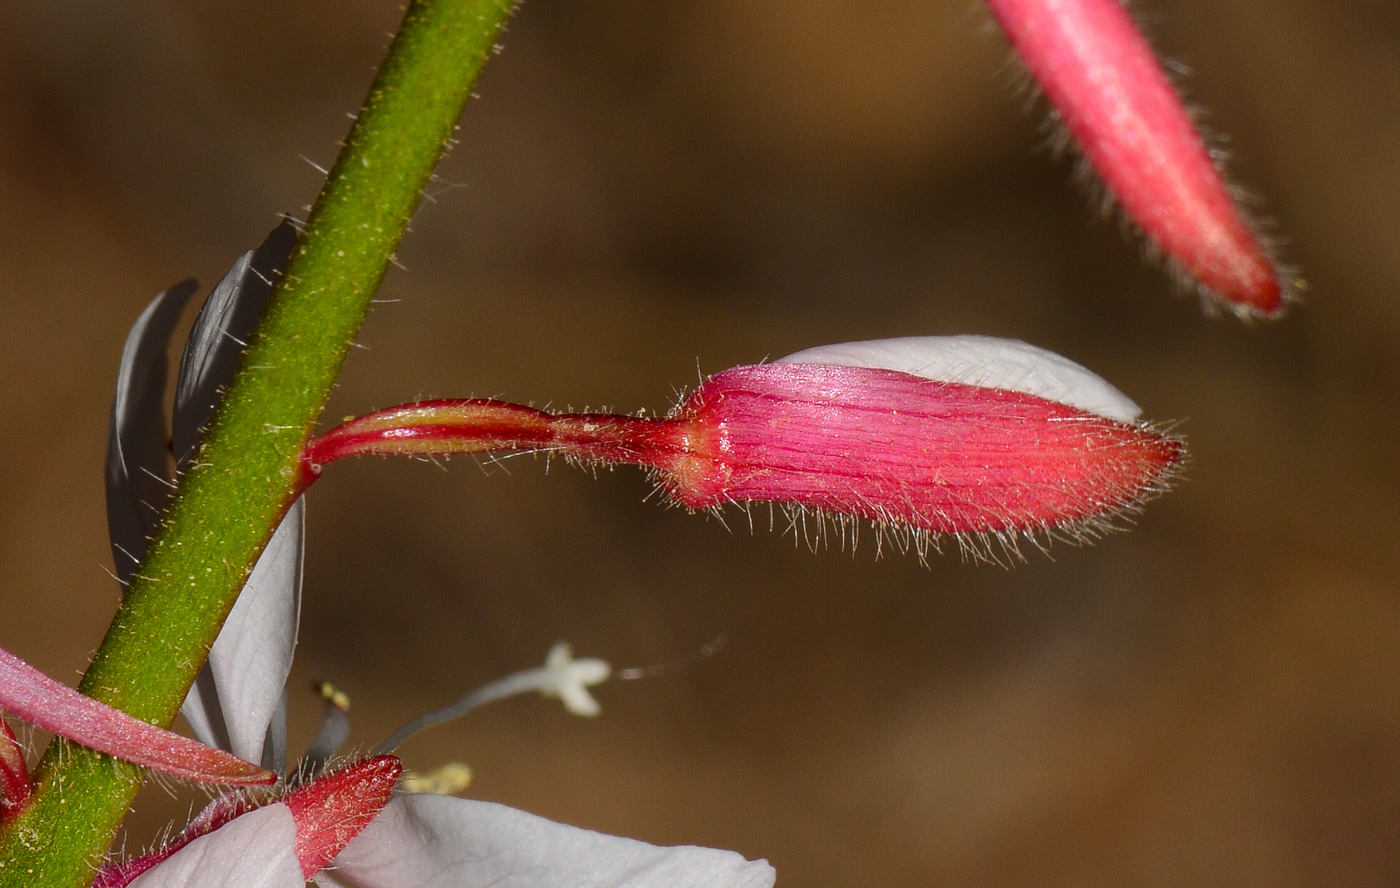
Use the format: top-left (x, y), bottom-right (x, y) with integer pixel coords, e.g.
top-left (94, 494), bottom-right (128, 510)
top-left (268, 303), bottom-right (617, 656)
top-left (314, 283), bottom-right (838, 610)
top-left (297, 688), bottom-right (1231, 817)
top-left (283, 754), bottom-right (402, 876)
top-left (986, 0), bottom-right (1292, 316)
top-left (650, 362), bottom-right (1181, 552)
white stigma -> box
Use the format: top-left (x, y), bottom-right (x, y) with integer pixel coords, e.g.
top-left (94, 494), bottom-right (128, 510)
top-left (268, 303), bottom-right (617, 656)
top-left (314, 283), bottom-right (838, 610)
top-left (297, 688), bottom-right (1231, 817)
top-left (540, 642), bottom-right (611, 717)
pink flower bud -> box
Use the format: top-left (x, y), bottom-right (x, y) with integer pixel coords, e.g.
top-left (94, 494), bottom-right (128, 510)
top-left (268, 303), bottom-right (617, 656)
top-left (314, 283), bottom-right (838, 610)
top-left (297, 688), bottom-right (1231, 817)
top-left (305, 337), bottom-right (1181, 558)
top-left (985, 0), bottom-right (1292, 316)
top-left (650, 362), bottom-right (1178, 544)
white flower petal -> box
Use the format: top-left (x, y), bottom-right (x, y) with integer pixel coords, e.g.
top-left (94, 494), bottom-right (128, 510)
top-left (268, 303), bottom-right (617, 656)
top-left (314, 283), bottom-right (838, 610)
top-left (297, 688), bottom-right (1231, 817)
top-left (105, 280), bottom-right (198, 584)
top-left (128, 803), bottom-right (303, 888)
top-left (169, 220), bottom-right (301, 763)
top-left (182, 498), bottom-right (305, 763)
top-left (173, 220), bottom-right (297, 470)
top-left (777, 335), bottom-right (1142, 423)
top-left (320, 795), bottom-right (776, 888)
top-left (179, 669), bottom-right (227, 756)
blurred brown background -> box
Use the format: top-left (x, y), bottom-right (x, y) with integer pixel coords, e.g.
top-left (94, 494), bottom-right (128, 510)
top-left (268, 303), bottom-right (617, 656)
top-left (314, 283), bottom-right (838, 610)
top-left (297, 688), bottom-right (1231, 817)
top-left (2, 1), bottom-right (1398, 885)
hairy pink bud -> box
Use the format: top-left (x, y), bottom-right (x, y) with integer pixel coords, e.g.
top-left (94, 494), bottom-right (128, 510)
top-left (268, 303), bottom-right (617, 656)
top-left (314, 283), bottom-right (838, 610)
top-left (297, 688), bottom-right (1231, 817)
top-left (986, 0), bottom-right (1290, 315)
top-left (654, 363), bottom-right (1178, 538)
top-left (304, 338), bottom-right (1181, 557)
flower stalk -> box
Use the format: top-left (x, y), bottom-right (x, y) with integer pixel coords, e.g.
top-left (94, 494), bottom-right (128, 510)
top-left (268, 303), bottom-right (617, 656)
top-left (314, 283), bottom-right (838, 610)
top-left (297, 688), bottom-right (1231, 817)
top-left (0, 1), bottom-right (517, 883)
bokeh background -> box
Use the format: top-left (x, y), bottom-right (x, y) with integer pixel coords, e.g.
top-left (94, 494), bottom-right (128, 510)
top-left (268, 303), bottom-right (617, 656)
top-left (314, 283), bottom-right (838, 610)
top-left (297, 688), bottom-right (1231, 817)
top-left (2, 1), bottom-right (1399, 884)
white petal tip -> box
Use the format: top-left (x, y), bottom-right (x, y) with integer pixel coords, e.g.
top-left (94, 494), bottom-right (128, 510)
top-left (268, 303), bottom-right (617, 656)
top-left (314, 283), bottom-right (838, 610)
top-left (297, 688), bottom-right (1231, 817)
top-left (777, 335), bottom-right (1142, 423)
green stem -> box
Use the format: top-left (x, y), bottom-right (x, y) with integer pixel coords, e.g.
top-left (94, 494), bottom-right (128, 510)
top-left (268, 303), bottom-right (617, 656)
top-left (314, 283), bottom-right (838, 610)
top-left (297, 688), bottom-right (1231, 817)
top-left (0, 1), bottom-right (515, 883)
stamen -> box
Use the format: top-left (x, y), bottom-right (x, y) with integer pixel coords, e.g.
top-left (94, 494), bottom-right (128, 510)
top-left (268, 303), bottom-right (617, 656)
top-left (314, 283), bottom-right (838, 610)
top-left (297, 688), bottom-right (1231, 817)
top-left (375, 642), bottom-right (610, 754)
top-left (401, 762), bottom-right (473, 795)
top-left (299, 681), bottom-right (353, 776)
top-left (261, 691), bottom-right (290, 776)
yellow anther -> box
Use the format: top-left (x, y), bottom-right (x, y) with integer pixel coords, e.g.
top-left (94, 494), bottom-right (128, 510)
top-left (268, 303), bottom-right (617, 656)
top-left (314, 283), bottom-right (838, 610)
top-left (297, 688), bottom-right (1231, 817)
top-left (314, 681), bottom-right (351, 712)
top-left (401, 762), bottom-right (473, 796)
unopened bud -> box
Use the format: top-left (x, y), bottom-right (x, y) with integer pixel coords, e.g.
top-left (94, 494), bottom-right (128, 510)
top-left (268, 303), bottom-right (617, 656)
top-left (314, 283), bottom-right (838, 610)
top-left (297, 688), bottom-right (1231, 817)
top-left (304, 337), bottom-right (1182, 559)
top-left (986, 0), bottom-right (1294, 316)
top-left (651, 356), bottom-right (1179, 543)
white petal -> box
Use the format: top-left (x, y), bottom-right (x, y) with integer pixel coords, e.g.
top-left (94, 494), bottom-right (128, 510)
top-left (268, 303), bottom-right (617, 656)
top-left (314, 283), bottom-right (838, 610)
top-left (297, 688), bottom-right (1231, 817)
top-left (322, 795), bottom-right (776, 888)
top-left (179, 669), bottom-right (227, 756)
top-left (172, 220), bottom-right (301, 761)
top-left (127, 804), bottom-right (303, 888)
top-left (105, 281), bottom-right (198, 584)
top-left (182, 498), bottom-right (305, 763)
top-left (173, 220), bottom-right (297, 470)
top-left (776, 335), bottom-right (1142, 423)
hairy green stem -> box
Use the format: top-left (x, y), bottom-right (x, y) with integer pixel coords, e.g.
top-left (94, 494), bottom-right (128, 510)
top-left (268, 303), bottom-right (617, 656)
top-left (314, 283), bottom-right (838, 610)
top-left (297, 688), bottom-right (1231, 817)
top-left (0, 1), bottom-right (515, 883)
